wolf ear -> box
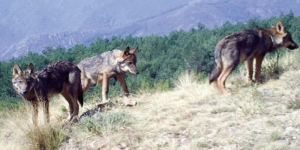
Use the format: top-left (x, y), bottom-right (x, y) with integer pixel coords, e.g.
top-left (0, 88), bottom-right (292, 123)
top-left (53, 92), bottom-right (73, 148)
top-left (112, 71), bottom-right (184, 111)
top-left (122, 46), bottom-right (130, 56)
top-left (130, 47), bottom-right (138, 55)
top-left (25, 63), bottom-right (34, 75)
top-left (118, 47), bottom-right (129, 62)
top-left (13, 63), bottom-right (22, 76)
top-left (276, 21), bottom-right (285, 34)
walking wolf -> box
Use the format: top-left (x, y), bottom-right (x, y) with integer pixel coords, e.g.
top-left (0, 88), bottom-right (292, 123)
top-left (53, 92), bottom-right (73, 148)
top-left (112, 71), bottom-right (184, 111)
top-left (12, 61), bottom-right (83, 124)
top-left (209, 21), bottom-right (298, 93)
top-left (77, 46), bottom-right (139, 104)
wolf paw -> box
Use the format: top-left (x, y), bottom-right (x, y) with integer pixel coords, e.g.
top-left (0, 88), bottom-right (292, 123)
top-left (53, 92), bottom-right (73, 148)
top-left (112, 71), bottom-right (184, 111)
top-left (99, 100), bottom-right (109, 105)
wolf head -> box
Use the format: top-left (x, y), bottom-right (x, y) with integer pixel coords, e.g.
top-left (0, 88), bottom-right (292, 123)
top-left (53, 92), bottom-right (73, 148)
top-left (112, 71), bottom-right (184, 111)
top-left (271, 21), bottom-right (298, 50)
top-left (117, 47), bottom-right (139, 75)
top-left (12, 63), bottom-right (36, 99)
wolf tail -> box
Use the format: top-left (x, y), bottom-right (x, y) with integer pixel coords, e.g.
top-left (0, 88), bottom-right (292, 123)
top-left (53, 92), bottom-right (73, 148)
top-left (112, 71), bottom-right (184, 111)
top-left (75, 67), bottom-right (84, 107)
top-left (209, 47), bottom-right (222, 84)
top-left (78, 87), bottom-right (84, 107)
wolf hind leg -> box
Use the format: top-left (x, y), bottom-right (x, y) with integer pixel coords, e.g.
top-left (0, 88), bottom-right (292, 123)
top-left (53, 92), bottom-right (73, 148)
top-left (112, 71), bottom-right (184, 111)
top-left (69, 87), bottom-right (80, 122)
top-left (218, 61), bottom-right (239, 94)
top-left (61, 85), bottom-right (79, 122)
top-left (63, 94), bottom-right (79, 122)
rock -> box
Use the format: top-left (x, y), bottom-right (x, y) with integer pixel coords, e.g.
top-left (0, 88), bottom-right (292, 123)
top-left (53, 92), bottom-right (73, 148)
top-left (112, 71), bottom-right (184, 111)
top-left (122, 99), bottom-right (137, 106)
top-left (89, 139), bottom-right (109, 149)
top-left (283, 126), bottom-right (300, 142)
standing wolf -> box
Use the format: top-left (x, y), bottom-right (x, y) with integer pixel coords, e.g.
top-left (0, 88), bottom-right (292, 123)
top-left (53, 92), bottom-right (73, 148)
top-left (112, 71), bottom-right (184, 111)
top-left (77, 46), bottom-right (139, 104)
top-left (12, 61), bottom-right (83, 124)
top-left (209, 21), bottom-right (298, 93)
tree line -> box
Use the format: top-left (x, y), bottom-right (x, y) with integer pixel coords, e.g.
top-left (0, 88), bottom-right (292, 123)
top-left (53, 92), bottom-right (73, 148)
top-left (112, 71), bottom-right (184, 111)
top-left (0, 12), bottom-right (299, 111)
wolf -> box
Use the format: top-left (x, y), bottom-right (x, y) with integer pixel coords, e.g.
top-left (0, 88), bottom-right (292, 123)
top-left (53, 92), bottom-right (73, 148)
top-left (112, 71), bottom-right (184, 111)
top-left (209, 21), bottom-right (298, 93)
top-left (12, 61), bottom-right (83, 124)
top-left (77, 46), bottom-right (139, 104)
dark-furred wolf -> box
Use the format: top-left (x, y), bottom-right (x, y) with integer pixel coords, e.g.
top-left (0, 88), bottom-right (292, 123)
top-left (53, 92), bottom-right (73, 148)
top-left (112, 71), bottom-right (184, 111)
top-left (77, 46), bottom-right (139, 104)
top-left (12, 61), bottom-right (83, 124)
top-left (209, 21), bottom-right (298, 93)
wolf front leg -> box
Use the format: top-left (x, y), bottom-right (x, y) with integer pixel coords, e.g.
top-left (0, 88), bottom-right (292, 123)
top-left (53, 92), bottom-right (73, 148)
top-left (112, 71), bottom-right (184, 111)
top-left (30, 100), bottom-right (39, 125)
top-left (101, 72), bottom-right (109, 104)
top-left (116, 74), bottom-right (129, 97)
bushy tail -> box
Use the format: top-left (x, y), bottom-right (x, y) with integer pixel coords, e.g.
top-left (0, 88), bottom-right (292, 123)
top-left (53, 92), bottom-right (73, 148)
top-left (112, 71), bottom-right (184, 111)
top-left (77, 86), bottom-right (84, 107)
top-left (209, 48), bottom-right (222, 84)
top-left (75, 66), bottom-right (84, 107)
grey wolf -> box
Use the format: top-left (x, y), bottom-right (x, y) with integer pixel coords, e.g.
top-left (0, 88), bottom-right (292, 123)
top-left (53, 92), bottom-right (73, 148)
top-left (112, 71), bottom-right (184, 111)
top-left (209, 21), bottom-right (298, 93)
top-left (77, 46), bottom-right (139, 103)
top-left (12, 61), bottom-right (83, 124)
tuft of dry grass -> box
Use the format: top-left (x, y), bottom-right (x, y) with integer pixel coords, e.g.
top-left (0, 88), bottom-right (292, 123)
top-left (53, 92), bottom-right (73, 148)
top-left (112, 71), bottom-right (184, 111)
top-left (0, 97), bottom-right (73, 150)
top-left (23, 123), bottom-right (67, 150)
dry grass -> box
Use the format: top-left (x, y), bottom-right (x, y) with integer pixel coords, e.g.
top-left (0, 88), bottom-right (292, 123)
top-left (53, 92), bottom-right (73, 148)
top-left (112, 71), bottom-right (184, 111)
top-left (0, 97), bottom-right (71, 150)
top-left (1, 50), bottom-right (300, 149)
top-left (62, 70), bottom-right (300, 149)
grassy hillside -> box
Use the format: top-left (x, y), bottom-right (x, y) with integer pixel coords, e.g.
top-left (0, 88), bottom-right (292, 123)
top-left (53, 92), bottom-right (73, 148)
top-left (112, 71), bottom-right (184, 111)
top-left (1, 49), bottom-right (300, 149)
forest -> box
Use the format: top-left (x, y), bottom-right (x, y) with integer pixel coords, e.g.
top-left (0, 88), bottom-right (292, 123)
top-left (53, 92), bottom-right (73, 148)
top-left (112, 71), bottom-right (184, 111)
top-left (0, 12), bottom-right (299, 111)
